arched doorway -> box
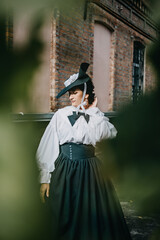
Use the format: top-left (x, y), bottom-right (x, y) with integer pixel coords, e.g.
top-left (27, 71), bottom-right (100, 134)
top-left (93, 22), bottom-right (112, 112)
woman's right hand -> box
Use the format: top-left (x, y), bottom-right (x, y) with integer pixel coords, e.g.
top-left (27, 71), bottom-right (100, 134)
top-left (40, 183), bottom-right (50, 203)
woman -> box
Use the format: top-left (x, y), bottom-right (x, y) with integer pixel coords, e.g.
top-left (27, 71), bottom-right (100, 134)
top-left (36, 63), bottom-right (132, 240)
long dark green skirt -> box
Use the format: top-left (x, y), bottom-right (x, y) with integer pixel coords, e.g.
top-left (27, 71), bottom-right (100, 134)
top-left (48, 143), bottom-right (132, 240)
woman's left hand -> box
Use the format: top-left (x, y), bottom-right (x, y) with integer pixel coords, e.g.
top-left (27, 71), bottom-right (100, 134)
top-left (89, 96), bottom-right (98, 108)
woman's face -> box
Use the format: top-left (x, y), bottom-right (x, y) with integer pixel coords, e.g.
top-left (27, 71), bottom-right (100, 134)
top-left (69, 89), bottom-right (84, 107)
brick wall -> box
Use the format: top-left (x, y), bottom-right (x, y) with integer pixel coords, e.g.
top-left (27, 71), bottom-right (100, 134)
top-left (51, 8), bottom-right (94, 111)
top-left (50, 1), bottom-right (157, 112)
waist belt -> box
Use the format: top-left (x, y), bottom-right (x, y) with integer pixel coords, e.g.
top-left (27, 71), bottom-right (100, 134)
top-left (60, 143), bottom-right (95, 160)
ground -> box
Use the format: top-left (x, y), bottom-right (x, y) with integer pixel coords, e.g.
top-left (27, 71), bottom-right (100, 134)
top-left (121, 201), bottom-right (160, 240)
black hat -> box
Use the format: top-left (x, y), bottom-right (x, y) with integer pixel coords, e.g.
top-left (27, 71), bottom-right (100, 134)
top-left (56, 62), bottom-right (90, 98)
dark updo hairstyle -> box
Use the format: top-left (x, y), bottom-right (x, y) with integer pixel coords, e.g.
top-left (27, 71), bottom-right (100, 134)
top-left (69, 79), bottom-right (95, 105)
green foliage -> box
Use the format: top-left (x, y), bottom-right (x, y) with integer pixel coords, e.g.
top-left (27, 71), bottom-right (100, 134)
top-left (100, 12), bottom-right (160, 239)
top-left (0, 0), bottom-right (85, 238)
top-left (0, 0), bottom-right (160, 239)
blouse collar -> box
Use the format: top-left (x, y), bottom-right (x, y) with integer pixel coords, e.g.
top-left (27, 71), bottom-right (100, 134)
top-left (70, 106), bottom-right (101, 116)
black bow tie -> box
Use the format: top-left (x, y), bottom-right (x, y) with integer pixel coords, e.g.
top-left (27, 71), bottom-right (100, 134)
top-left (68, 111), bottom-right (90, 126)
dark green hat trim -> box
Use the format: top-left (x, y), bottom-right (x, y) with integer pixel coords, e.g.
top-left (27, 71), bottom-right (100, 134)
top-left (56, 63), bottom-right (90, 98)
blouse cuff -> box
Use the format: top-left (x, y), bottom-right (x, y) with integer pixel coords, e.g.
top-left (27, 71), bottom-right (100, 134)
top-left (39, 170), bottom-right (51, 184)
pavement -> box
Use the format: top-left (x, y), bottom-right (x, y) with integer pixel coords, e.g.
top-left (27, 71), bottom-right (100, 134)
top-left (121, 201), bottom-right (160, 240)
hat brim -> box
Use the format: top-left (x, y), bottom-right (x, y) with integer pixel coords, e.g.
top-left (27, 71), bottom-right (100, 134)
top-left (56, 75), bottom-right (90, 98)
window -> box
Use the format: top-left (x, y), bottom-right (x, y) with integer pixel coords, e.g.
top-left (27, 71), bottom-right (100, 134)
top-left (132, 41), bottom-right (145, 104)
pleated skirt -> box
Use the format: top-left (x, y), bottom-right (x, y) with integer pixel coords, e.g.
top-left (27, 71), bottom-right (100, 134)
top-left (47, 143), bottom-right (132, 240)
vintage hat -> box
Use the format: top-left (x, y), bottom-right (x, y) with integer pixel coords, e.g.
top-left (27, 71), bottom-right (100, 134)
top-left (56, 62), bottom-right (90, 98)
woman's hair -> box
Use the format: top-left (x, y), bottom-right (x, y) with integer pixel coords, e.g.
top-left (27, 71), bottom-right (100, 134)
top-left (70, 80), bottom-right (95, 104)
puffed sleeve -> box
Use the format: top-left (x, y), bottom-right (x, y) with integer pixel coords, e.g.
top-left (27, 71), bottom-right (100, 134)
top-left (98, 116), bottom-right (117, 140)
top-left (36, 112), bottom-right (59, 183)
top-left (87, 116), bottom-right (117, 146)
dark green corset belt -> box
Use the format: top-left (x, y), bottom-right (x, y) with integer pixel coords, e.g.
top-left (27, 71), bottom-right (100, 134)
top-left (60, 142), bottom-right (95, 160)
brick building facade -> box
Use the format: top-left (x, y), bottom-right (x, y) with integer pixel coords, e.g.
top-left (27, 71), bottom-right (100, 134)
top-left (10, 0), bottom-right (158, 113)
top-left (49, 0), bottom-right (157, 113)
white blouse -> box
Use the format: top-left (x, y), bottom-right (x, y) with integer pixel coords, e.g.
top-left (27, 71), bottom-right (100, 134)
top-left (36, 106), bottom-right (117, 183)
